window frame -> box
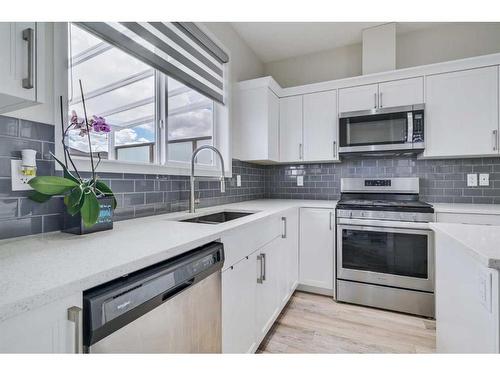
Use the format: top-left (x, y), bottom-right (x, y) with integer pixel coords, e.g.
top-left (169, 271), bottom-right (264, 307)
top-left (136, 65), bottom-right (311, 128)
top-left (54, 22), bottom-right (232, 178)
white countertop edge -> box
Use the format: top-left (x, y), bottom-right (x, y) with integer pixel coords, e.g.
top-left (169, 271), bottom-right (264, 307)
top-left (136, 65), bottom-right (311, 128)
top-left (429, 222), bottom-right (500, 270)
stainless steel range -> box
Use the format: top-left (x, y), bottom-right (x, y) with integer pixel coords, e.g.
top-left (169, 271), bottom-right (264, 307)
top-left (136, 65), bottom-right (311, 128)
top-left (335, 177), bottom-right (435, 318)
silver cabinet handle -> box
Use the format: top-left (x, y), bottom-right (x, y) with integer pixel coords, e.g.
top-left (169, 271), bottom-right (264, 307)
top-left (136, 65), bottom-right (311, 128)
top-left (257, 253), bottom-right (266, 283)
top-left (333, 140), bottom-right (337, 159)
top-left (22, 27), bottom-right (35, 90)
top-left (281, 216), bottom-right (287, 238)
top-left (329, 211), bottom-right (333, 231)
top-left (493, 129), bottom-right (498, 151)
top-left (299, 143), bottom-right (303, 160)
top-left (261, 253), bottom-right (266, 281)
top-left (374, 93), bottom-right (377, 108)
top-left (379, 92), bottom-right (383, 108)
top-left (67, 306), bottom-right (82, 354)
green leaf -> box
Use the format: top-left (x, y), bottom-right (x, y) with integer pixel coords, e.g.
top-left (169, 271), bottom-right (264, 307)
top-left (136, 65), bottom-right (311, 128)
top-left (95, 180), bottom-right (117, 209)
top-left (80, 191), bottom-right (100, 228)
top-left (50, 151), bottom-right (80, 184)
top-left (29, 191), bottom-right (52, 203)
top-left (28, 176), bottom-right (78, 195)
top-left (65, 186), bottom-right (84, 216)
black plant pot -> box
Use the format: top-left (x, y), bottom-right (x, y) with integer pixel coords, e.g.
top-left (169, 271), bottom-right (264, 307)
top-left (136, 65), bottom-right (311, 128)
top-left (62, 196), bottom-right (114, 235)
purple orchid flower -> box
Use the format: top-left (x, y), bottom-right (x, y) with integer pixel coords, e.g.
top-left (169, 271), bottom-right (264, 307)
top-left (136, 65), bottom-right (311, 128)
top-left (91, 115), bottom-right (111, 133)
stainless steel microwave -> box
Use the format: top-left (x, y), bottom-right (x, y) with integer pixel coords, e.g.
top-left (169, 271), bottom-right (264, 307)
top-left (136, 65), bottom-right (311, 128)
top-left (338, 104), bottom-right (425, 155)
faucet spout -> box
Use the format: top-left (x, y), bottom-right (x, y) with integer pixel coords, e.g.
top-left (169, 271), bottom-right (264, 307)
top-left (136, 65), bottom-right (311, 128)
top-left (189, 145), bottom-right (226, 213)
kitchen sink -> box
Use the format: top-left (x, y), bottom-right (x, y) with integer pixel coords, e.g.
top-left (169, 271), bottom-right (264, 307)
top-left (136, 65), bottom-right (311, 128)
top-left (180, 211), bottom-right (255, 224)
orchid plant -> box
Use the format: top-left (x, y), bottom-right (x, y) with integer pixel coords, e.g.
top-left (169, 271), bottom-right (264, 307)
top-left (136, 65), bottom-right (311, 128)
top-left (28, 80), bottom-right (117, 228)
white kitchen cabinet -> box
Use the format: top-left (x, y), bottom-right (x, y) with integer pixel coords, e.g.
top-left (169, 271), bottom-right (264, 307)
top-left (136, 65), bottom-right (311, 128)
top-left (425, 66), bottom-right (499, 158)
top-left (279, 95), bottom-right (303, 162)
top-left (282, 209), bottom-right (299, 301)
top-left (0, 292), bottom-right (82, 353)
top-left (435, 230), bottom-right (499, 353)
top-left (233, 80), bottom-right (280, 162)
top-left (378, 77), bottom-right (423, 108)
top-left (255, 237), bottom-right (282, 341)
top-left (222, 255), bottom-right (258, 353)
top-left (338, 83), bottom-right (378, 113)
top-left (0, 22), bottom-right (46, 113)
top-left (303, 90), bottom-right (339, 161)
top-left (299, 208), bottom-right (335, 295)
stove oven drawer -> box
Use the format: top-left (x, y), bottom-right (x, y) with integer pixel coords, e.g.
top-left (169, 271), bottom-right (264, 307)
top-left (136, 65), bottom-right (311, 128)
top-left (336, 223), bottom-right (434, 292)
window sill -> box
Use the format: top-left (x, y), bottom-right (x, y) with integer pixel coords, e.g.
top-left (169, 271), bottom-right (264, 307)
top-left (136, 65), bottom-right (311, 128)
top-left (58, 156), bottom-right (232, 178)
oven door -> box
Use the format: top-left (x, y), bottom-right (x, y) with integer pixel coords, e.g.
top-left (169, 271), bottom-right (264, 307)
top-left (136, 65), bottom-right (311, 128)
top-left (338, 107), bottom-right (413, 153)
top-left (336, 222), bottom-right (434, 292)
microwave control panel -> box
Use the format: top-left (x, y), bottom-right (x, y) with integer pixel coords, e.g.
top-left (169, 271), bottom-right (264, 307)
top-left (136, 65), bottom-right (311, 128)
top-left (412, 110), bottom-right (424, 143)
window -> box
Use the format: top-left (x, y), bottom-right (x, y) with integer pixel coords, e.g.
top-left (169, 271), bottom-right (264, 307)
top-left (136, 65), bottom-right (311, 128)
top-left (67, 23), bottom-right (215, 167)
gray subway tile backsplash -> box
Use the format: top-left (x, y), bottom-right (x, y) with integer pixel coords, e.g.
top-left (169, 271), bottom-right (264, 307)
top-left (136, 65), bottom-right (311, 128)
top-left (1, 114), bottom-right (500, 240)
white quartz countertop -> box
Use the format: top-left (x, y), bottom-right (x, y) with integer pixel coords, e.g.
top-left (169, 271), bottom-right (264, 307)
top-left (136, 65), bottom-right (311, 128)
top-left (432, 203), bottom-right (500, 215)
top-left (0, 199), bottom-right (335, 322)
top-left (430, 222), bottom-right (500, 270)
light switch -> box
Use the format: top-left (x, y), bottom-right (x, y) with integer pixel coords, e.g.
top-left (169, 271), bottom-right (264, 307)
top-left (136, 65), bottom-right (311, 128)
top-left (236, 175), bottom-right (241, 187)
top-left (297, 176), bottom-right (304, 186)
top-left (479, 173), bottom-right (489, 186)
top-left (467, 173), bottom-right (478, 187)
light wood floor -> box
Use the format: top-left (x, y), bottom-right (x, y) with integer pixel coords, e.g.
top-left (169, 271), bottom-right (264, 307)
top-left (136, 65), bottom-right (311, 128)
top-left (258, 291), bottom-right (436, 354)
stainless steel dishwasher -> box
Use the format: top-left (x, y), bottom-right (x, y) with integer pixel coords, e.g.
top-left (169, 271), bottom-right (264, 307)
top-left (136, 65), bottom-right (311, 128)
top-left (83, 242), bottom-right (224, 353)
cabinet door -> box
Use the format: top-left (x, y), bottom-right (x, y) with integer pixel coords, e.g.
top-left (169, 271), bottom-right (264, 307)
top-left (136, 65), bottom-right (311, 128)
top-left (303, 90), bottom-right (338, 161)
top-left (338, 84), bottom-right (378, 113)
top-left (279, 95), bottom-right (303, 162)
top-left (0, 293), bottom-right (82, 353)
top-left (282, 209), bottom-right (299, 301)
top-left (378, 77), bottom-right (423, 108)
top-left (299, 208), bottom-right (335, 292)
top-left (255, 238), bottom-right (281, 341)
top-left (267, 89), bottom-right (280, 161)
top-left (425, 66), bottom-right (499, 157)
top-left (0, 22), bottom-right (38, 112)
top-left (222, 256), bottom-right (257, 353)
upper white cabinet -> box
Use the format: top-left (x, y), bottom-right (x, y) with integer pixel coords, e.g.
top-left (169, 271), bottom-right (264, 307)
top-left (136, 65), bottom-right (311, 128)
top-left (338, 83), bottom-right (378, 113)
top-left (303, 90), bottom-right (338, 161)
top-left (338, 77), bottom-right (423, 113)
top-left (378, 77), bottom-right (423, 108)
top-left (0, 22), bottom-right (46, 113)
top-left (233, 79), bottom-right (280, 162)
top-left (425, 66), bottom-right (499, 158)
top-left (279, 95), bottom-right (303, 162)
top-left (299, 208), bottom-right (335, 295)
top-left (0, 292), bottom-right (82, 353)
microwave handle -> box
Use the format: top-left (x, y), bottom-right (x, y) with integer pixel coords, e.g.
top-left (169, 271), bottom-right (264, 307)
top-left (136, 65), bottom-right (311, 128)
top-left (407, 112), bottom-right (414, 143)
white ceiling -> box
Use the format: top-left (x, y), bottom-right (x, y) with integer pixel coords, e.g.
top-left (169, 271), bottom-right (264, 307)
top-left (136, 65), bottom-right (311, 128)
top-left (230, 22), bottom-right (444, 63)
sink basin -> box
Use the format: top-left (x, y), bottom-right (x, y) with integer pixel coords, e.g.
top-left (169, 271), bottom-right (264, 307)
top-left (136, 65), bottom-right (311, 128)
top-left (180, 211), bottom-right (255, 224)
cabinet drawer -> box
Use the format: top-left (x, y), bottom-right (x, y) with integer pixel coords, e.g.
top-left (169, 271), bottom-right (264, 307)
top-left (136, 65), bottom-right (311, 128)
top-left (436, 212), bottom-right (500, 226)
top-left (221, 214), bottom-right (282, 269)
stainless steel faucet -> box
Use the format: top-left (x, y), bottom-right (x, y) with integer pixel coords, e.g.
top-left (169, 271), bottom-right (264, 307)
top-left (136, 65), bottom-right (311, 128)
top-left (190, 145), bottom-right (226, 213)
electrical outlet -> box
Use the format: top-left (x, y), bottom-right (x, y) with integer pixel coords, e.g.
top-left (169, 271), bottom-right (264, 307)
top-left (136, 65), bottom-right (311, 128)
top-left (11, 160), bottom-right (34, 191)
top-left (467, 173), bottom-right (478, 187)
top-left (479, 173), bottom-right (490, 186)
top-left (297, 176), bottom-right (304, 187)
top-left (236, 175), bottom-right (241, 187)
top-left (478, 270), bottom-right (492, 312)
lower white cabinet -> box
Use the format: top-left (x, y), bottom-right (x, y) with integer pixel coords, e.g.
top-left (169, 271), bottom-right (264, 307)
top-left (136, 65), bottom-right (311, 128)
top-left (299, 208), bottom-right (335, 295)
top-left (0, 292), bottom-right (82, 353)
top-left (222, 209), bottom-right (299, 353)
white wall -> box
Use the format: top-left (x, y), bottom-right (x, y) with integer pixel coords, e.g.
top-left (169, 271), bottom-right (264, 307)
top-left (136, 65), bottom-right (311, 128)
top-left (203, 22), bottom-right (264, 83)
top-left (264, 23), bottom-right (500, 87)
top-left (264, 43), bottom-right (362, 88)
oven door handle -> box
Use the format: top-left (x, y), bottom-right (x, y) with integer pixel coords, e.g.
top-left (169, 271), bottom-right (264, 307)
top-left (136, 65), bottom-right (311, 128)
top-left (337, 218), bottom-right (431, 231)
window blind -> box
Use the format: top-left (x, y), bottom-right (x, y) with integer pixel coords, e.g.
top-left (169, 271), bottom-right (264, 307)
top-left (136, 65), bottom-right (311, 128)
top-left (75, 22), bottom-right (229, 104)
